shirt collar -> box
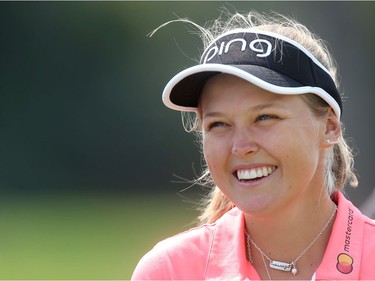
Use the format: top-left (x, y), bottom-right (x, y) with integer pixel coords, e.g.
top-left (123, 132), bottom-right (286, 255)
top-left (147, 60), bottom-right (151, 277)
top-left (316, 192), bottom-right (364, 280)
top-left (204, 207), bottom-right (251, 280)
top-left (204, 192), bottom-right (366, 280)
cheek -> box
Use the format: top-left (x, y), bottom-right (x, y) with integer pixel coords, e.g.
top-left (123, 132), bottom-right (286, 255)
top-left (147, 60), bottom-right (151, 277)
top-left (202, 135), bottom-right (227, 170)
top-left (281, 127), bottom-right (322, 170)
top-left (202, 140), bottom-right (215, 168)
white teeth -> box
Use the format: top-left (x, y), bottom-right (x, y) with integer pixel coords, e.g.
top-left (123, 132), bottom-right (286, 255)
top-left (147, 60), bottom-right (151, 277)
top-left (262, 167), bottom-right (268, 177)
top-left (249, 169), bottom-right (257, 179)
top-left (237, 166), bottom-right (275, 180)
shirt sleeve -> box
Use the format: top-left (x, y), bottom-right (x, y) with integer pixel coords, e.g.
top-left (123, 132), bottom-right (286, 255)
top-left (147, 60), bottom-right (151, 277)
top-left (131, 246), bottom-right (173, 280)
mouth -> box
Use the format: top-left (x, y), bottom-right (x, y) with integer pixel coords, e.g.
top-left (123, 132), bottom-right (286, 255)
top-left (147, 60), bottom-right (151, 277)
top-left (235, 166), bottom-right (276, 182)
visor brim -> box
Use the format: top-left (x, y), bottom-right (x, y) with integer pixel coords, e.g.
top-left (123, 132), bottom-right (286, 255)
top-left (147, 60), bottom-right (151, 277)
top-left (162, 64), bottom-right (341, 117)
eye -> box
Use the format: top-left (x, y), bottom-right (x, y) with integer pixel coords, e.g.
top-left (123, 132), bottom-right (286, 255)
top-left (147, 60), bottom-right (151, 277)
top-left (204, 121), bottom-right (229, 132)
top-left (255, 114), bottom-right (276, 122)
top-left (208, 121), bottom-right (227, 129)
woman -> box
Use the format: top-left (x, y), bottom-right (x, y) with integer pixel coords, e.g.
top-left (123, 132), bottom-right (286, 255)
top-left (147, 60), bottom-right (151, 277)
top-left (132, 11), bottom-right (375, 280)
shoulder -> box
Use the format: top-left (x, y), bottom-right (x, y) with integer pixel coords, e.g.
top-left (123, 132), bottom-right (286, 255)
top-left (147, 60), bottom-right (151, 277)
top-left (336, 191), bottom-right (375, 237)
top-left (154, 220), bottom-right (218, 257)
top-left (363, 215), bottom-right (375, 247)
top-left (131, 207), bottom-right (244, 280)
top-left (131, 216), bottom-right (220, 280)
top-left (358, 206), bottom-right (375, 276)
top-left (337, 191), bottom-right (375, 226)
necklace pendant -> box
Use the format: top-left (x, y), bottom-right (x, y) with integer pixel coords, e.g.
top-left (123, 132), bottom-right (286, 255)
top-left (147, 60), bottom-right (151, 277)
top-left (291, 262), bottom-right (298, 275)
top-left (269, 260), bottom-right (292, 272)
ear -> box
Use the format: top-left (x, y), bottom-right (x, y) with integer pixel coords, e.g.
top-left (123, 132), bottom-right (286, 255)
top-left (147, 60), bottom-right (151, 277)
top-left (321, 108), bottom-right (341, 147)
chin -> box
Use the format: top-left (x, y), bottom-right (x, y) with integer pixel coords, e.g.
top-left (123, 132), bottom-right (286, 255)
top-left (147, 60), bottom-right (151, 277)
top-left (235, 199), bottom-right (272, 216)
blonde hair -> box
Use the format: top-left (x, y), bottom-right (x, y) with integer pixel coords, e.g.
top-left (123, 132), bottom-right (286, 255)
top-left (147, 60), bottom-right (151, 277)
top-left (156, 10), bottom-right (358, 225)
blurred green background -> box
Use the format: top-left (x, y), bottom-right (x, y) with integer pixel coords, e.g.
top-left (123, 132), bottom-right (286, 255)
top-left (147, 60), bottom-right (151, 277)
top-left (0, 1), bottom-right (374, 279)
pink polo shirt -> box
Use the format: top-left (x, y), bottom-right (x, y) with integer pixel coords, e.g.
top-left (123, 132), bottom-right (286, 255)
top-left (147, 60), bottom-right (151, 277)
top-left (131, 192), bottom-right (375, 280)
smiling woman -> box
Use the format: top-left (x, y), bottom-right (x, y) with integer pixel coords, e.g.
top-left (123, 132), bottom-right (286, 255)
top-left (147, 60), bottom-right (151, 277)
top-left (200, 74), bottom-right (331, 218)
top-left (132, 10), bottom-right (375, 281)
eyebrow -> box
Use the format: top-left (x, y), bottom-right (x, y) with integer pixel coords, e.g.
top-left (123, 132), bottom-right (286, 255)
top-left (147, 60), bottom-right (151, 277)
top-left (251, 103), bottom-right (278, 111)
top-left (202, 102), bottom-right (281, 119)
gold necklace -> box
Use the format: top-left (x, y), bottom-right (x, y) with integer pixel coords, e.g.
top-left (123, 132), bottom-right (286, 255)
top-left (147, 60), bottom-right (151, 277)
top-left (245, 206), bottom-right (337, 276)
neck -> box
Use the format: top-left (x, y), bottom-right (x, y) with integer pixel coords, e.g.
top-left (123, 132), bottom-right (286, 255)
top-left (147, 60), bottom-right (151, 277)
top-left (245, 190), bottom-right (336, 241)
top-left (244, 195), bottom-right (337, 280)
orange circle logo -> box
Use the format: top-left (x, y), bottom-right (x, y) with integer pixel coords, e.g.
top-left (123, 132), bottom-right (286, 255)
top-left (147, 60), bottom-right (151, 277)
top-left (336, 253), bottom-right (353, 274)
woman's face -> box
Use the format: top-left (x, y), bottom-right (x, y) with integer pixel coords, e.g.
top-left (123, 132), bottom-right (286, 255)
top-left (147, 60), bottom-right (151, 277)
top-left (200, 74), bottom-right (334, 216)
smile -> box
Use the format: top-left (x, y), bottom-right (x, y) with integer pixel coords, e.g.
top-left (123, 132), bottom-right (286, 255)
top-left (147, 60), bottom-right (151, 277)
top-left (236, 166), bottom-right (276, 181)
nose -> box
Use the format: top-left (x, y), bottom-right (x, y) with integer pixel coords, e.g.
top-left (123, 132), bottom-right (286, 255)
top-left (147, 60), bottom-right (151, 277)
top-left (231, 128), bottom-right (259, 157)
